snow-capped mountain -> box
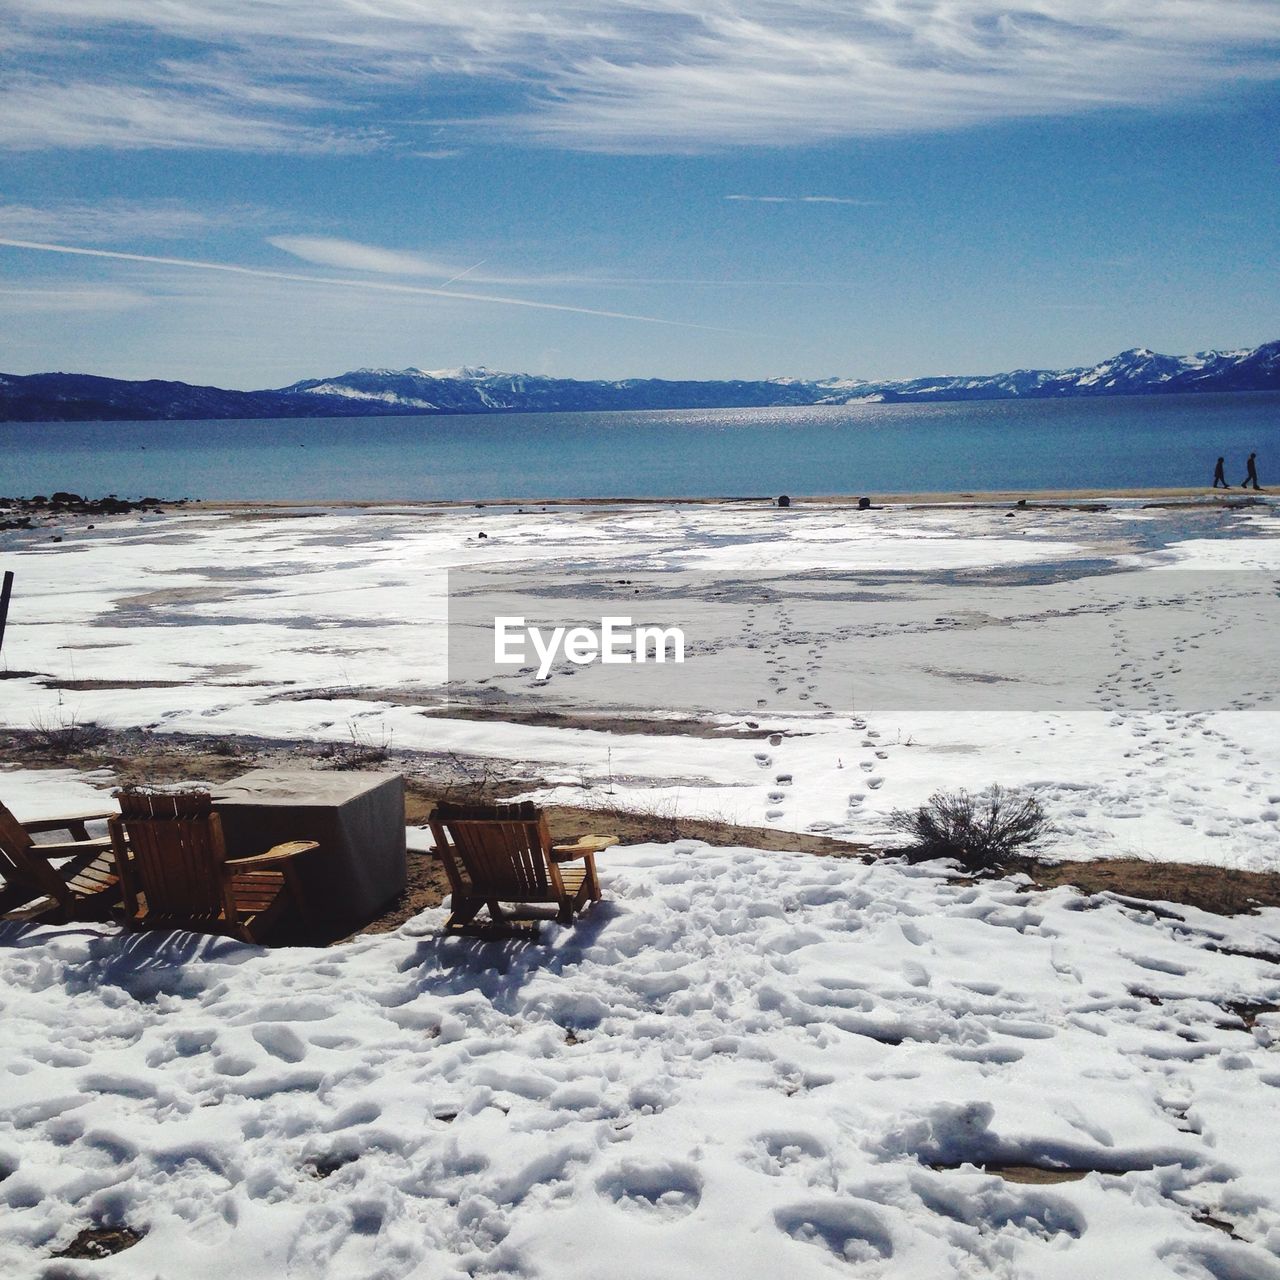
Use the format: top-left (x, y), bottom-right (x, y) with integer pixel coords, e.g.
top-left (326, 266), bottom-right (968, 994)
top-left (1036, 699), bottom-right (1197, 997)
top-left (3, 341), bottom-right (1277, 421)
top-left (280, 342), bottom-right (1280, 415)
top-left (279, 366), bottom-right (834, 415)
top-left (836, 344), bottom-right (1280, 404)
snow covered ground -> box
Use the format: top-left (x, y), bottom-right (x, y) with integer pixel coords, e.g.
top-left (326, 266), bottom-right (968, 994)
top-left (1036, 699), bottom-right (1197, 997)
top-left (3, 501), bottom-right (1280, 1276)
top-left (2, 845), bottom-right (1278, 1278)
top-left (2, 498), bottom-right (1278, 867)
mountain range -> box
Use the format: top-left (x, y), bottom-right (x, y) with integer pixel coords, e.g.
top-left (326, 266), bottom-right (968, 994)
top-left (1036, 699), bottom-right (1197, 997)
top-left (3, 341), bottom-right (1278, 422)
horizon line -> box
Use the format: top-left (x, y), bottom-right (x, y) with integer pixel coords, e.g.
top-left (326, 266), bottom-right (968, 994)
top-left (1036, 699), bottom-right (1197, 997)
top-left (1, 338), bottom-right (1275, 393)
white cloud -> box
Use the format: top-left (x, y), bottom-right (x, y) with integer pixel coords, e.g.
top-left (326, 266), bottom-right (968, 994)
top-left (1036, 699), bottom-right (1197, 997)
top-left (0, 78), bottom-right (384, 152)
top-left (268, 233), bottom-right (859, 289)
top-left (268, 234), bottom-right (624, 287)
top-left (267, 236), bottom-right (461, 278)
top-left (2, 2), bottom-right (1279, 152)
top-left (0, 198), bottom-right (279, 242)
top-left (725, 195), bottom-right (876, 205)
top-left (0, 284), bottom-right (151, 312)
top-left (0, 237), bottom-right (738, 330)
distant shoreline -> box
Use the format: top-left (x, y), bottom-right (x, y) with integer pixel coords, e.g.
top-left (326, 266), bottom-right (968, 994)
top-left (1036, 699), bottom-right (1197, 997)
top-left (3, 342), bottom-right (1277, 422)
top-left (187, 487), bottom-right (1275, 513)
top-left (5, 489), bottom-right (1273, 525)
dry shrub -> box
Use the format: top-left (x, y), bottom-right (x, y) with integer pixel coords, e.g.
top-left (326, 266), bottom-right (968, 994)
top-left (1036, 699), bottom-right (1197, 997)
top-left (28, 708), bottom-right (110, 757)
top-left (889, 785), bottom-right (1052, 872)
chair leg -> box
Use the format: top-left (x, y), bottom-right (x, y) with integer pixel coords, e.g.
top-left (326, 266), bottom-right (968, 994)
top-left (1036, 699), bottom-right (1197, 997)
top-left (283, 866), bottom-right (316, 935)
top-left (582, 852), bottom-right (601, 902)
top-left (444, 895), bottom-right (483, 931)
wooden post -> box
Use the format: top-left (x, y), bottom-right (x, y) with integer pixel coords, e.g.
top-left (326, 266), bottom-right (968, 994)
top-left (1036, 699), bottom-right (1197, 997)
top-left (0, 570), bottom-right (12, 656)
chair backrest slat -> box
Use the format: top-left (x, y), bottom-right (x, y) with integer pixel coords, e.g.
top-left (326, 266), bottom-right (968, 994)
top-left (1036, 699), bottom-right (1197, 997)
top-left (431, 801), bottom-right (552, 900)
top-left (0, 801), bottom-right (72, 907)
top-left (116, 790), bottom-right (226, 920)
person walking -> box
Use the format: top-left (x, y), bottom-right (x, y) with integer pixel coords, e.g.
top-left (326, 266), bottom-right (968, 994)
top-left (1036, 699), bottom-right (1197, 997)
top-left (1213, 456), bottom-right (1229, 488)
top-left (1241, 452), bottom-right (1262, 490)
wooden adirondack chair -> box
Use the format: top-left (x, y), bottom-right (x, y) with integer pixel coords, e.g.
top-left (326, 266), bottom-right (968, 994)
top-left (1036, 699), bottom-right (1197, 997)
top-left (0, 799), bottom-right (123, 922)
top-left (427, 800), bottom-right (617, 930)
top-left (109, 789), bottom-right (320, 942)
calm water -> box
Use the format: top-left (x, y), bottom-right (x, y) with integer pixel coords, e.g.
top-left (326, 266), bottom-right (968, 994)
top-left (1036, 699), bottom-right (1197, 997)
top-left (2, 392), bottom-right (1277, 501)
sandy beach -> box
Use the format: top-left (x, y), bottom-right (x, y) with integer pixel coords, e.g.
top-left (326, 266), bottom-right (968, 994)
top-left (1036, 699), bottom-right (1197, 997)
top-left (181, 486), bottom-right (1267, 512)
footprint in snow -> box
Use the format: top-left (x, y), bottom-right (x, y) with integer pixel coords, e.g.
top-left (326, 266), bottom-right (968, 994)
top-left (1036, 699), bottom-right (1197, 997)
top-left (597, 1160), bottom-right (702, 1218)
top-left (749, 1132), bottom-right (836, 1188)
top-left (252, 1024), bottom-right (308, 1063)
top-left (775, 1199), bottom-right (893, 1263)
top-left (947, 1043), bottom-right (1025, 1065)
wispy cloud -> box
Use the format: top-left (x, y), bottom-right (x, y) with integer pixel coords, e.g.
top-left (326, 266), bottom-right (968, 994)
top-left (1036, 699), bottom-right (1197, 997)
top-left (1, 2), bottom-right (1278, 152)
top-left (0, 198), bottom-right (280, 242)
top-left (267, 236), bottom-right (462, 278)
top-left (268, 235), bottom-right (597, 286)
top-left (725, 195), bottom-right (876, 206)
top-left (266, 234), bottom-right (854, 288)
top-left (0, 77), bottom-right (384, 153)
top-left (0, 284), bottom-right (151, 312)
top-left (0, 237), bottom-right (740, 331)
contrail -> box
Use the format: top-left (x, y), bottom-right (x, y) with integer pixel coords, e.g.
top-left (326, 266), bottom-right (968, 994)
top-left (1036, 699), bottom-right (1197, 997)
top-left (0, 238), bottom-right (739, 332)
top-left (439, 257), bottom-right (488, 288)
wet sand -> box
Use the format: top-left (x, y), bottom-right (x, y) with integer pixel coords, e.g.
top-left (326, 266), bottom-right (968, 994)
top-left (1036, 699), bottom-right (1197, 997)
top-left (188, 486), bottom-right (1271, 514)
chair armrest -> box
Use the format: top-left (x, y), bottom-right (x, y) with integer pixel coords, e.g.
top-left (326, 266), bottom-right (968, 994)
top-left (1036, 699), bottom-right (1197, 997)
top-left (23, 837), bottom-right (114, 858)
top-left (225, 840), bottom-right (320, 870)
top-left (551, 834), bottom-right (619, 863)
top-left (22, 812), bottom-right (116, 836)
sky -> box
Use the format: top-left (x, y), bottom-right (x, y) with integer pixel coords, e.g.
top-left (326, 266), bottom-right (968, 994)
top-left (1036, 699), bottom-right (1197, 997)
top-left (0, 1), bottom-right (1278, 388)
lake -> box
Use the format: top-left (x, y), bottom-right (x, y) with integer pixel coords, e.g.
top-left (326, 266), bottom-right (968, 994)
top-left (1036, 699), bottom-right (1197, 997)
top-left (2, 391), bottom-right (1277, 501)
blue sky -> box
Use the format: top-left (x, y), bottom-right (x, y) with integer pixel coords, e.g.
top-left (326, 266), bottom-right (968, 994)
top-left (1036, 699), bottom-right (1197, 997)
top-left (1, 1), bottom-right (1278, 387)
